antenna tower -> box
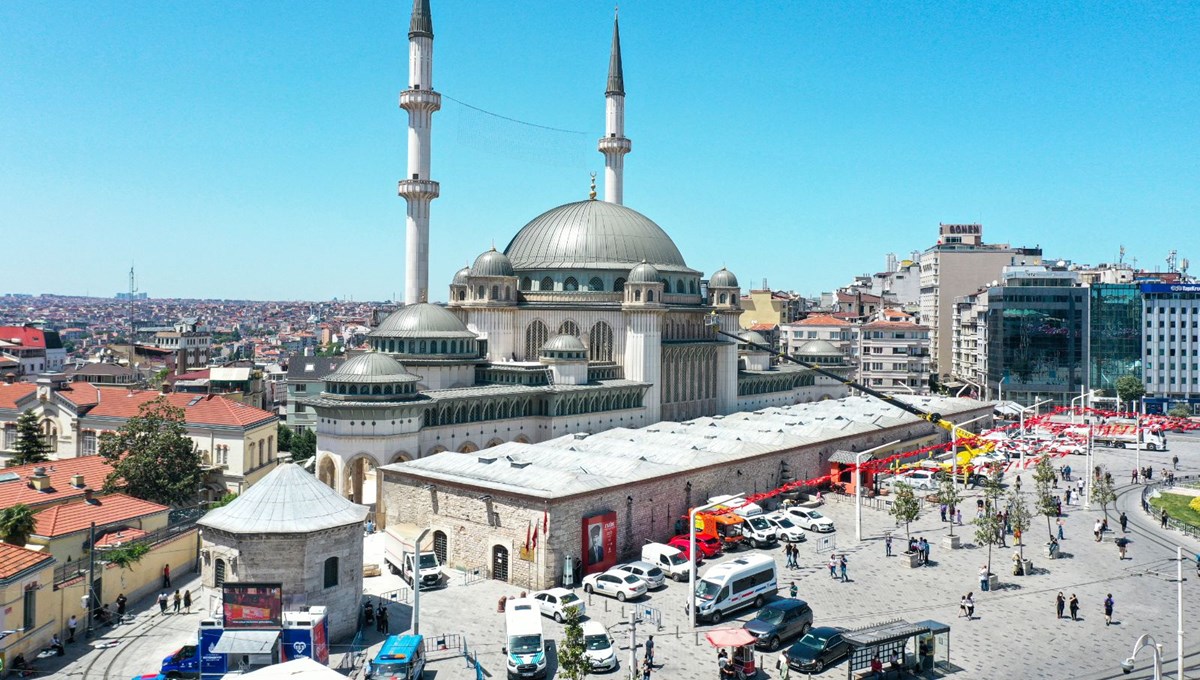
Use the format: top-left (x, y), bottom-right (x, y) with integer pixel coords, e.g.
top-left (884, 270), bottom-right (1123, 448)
top-left (1167, 250), bottom-right (1178, 273)
top-left (128, 264), bottom-right (138, 338)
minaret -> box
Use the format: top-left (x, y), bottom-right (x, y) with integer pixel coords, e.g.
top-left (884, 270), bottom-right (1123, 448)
top-left (399, 0), bottom-right (440, 305)
top-left (597, 13), bottom-right (632, 204)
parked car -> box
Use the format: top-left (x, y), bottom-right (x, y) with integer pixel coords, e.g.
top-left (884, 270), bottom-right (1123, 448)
top-left (784, 507), bottom-right (835, 533)
top-left (895, 469), bottom-right (941, 491)
top-left (611, 561), bottom-right (666, 589)
top-left (668, 533), bottom-right (722, 558)
top-left (780, 626), bottom-right (850, 674)
top-left (641, 543), bottom-right (693, 581)
top-left (762, 512), bottom-right (807, 543)
top-left (582, 571), bottom-right (647, 602)
top-left (531, 587), bottom-right (586, 622)
top-left (743, 598), bottom-right (813, 651)
top-left (581, 620), bottom-right (619, 672)
top-left (741, 515), bottom-right (779, 548)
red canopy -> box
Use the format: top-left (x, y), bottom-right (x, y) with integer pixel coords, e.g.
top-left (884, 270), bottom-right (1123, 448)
top-left (705, 628), bottom-right (757, 648)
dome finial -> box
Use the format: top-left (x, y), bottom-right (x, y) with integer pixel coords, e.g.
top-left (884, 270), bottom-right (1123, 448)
top-left (589, 172), bottom-right (597, 200)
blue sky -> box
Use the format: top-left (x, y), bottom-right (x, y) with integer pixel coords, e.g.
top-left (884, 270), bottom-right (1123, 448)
top-left (3, 1), bottom-right (1197, 301)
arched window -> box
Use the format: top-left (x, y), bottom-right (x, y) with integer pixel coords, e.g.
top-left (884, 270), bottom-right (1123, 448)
top-left (323, 556), bottom-right (339, 588)
top-left (440, 341), bottom-right (447, 353)
top-left (676, 279), bottom-right (685, 294)
top-left (215, 559), bottom-right (227, 587)
top-left (477, 285), bottom-right (485, 299)
top-left (524, 320), bottom-right (550, 359)
top-left (719, 293), bottom-right (727, 304)
top-left (458, 290), bottom-right (466, 301)
top-left (540, 277), bottom-right (554, 291)
top-left (634, 289), bottom-right (642, 302)
top-left (419, 340), bottom-right (427, 353)
top-left (589, 321), bottom-right (614, 361)
top-left (521, 277), bottom-right (532, 291)
top-left (588, 277), bottom-right (604, 291)
top-left (647, 290), bottom-right (655, 302)
top-left (505, 285), bottom-right (511, 299)
top-left (491, 285), bottom-right (499, 299)
top-left (689, 279), bottom-right (697, 294)
top-left (559, 320), bottom-right (580, 337)
top-left (564, 277), bottom-right (579, 291)
top-left (433, 530), bottom-right (448, 565)
top-left (661, 279), bottom-right (671, 293)
top-left (613, 277), bottom-right (625, 292)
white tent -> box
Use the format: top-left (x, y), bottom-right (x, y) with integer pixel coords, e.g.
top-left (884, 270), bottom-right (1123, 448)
top-left (229, 657), bottom-right (345, 680)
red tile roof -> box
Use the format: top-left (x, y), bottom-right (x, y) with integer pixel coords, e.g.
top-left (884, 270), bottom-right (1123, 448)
top-left (95, 527), bottom-right (148, 547)
top-left (862, 320), bottom-right (929, 330)
top-left (0, 456), bottom-right (116, 510)
top-left (0, 542), bottom-right (54, 581)
top-left (0, 326), bottom-right (48, 349)
top-left (57, 381), bottom-right (102, 407)
top-left (748, 323), bottom-right (778, 332)
top-left (78, 387), bottom-right (276, 428)
top-left (33, 493), bottom-right (167, 538)
top-left (796, 315), bottom-right (851, 327)
top-left (0, 382), bottom-right (37, 410)
top-left (167, 369), bottom-right (211, 384)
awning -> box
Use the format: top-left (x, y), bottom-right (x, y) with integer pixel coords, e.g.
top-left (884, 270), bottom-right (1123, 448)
top-left (211, 630), bottom-right (280, 654)
top-left (705, 628), bottom-right (757, 648)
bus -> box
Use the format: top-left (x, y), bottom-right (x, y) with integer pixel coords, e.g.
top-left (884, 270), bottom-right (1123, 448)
top-left (367, 634), bottom-right (426, 680)
top-left (692, 554), bottom-right (778, 624)
top-left (504, 598), bottom-right (547, 679)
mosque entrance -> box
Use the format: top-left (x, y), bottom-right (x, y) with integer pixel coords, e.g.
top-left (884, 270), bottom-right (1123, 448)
top-left (492, 545), bottom-right (509, 582)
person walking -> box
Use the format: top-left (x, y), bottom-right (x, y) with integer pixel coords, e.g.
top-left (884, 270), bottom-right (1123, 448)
top-left (183, 590), bottom-right (192, 614)
top-left (376, 604), bottom-right (385, 633)
top-left (1057, 519), bottom-right (1065, 540)
top-left (789, 582), bottom-right (798, 599)
top-left (1065, 487), bottom-right (1072, 505)
top-left (641, 656), bottom-right (652, 680)
top-left (1162, 509), bottom-right (1170, 528)
top-left (1116, 537), bottom-right (1129, 560)
top-left (1069, 594), bottom-right (1080, 621)
top-left (1094, 519), bottom-right (1103, 542)
top-left (162, 564), bottom-right (171, 588)
top-left (173, 589), bottom-right (181, 614)
top-left (940, 504), bottom-right (947, 522)
top-left (959, 594), bottom-right (968, 618)
top-left (67, 614), bottom-right (78, 643)
top-left (158, 592), bottom-right (169, 615)
top-left (379, 606), bottom-right (389, 634)
top-left (979, 565), bottom-right (990, 592)
top-left (1119, 512), bottom-right (1128, 533)
top-left (885, 534), bottom-right (893, 557)
top-left (1104, 594), bottom-right (1115, 626)
top-left (956, 509), bottom-right (963, 525)
top-left (116, 593), bottom-right (128, 618)
top-left (1173, 454), bottom-right (1179, 470)
top-left (839, 554), bottom-right (848, 582)
top-left (1056, 592), bottom-right (1065, 619)
top-left (828, 555), bottom-right (838, 579)
top-left (1132, 468), bottom-right (1139, 484)
top-left (645, 635), bottom-right (655, 665)
top-left (964, 593), bottom-right (975, 620)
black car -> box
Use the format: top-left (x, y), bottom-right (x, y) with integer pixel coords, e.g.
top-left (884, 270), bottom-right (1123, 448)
top-left (783, 626), bottom-right (850, 674)
top-left (743, 598), bottom-right (813, 651)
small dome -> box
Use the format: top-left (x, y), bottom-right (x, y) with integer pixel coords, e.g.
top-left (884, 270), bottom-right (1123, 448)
top-left (739, 331), bottom-right (769, 349)
top-left (628, 261), bottom-right (661, 284)
top-left (325, 353), bottom-right (416, 383)
top-left (541, 334), bottom-right (586, 353)
top-left (797, 340), bottom-right (840, 357)
top-left (470, 248), bottom-right (516, 277)
top-left (709, 268), bottom-right (739, 288)
top-left (452, 266), bottom-right (470, 285)
top-left (371, 303), bottom-right (476, 339)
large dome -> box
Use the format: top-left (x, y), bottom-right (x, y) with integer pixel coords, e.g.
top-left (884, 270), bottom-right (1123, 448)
top-left (504, 200), bottom-right (695, 273)
top-left (326, 353), bottom-right (415, 383)
top-left (370, 303), bottom-right (476, 339)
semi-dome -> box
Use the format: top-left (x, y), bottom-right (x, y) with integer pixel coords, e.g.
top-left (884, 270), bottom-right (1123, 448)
top-left (542, 334), bottom-right (586, 353)
top-left (739, 331), bottom-right (769, 349)
top-left (470, 247), bottom-right (516, 277)
top-left (797, 340), bottom-right (840, 356)
top-left (325, 353), bottom-right (416, 383)
top-left (504, 200), bottom-right (696, 273)
top-left (452, 266), bottom-right (470, 285)
top-left (709, 268), bottom-right (739, 288)
top-left (628, 261), bottom-right (661, 284)
top-left (371, 303), bottom-right (476, 339)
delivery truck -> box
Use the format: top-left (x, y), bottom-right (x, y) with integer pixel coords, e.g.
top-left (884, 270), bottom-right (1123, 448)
top-left (385, 524), bottom-right (445, 589)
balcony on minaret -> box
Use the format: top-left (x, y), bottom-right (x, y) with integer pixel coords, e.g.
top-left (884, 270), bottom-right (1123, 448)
top-left (399, 88), bottom-right (442, 113)
top-left (397, 178), bottom-right (440, 200)
top-left (597, 136), bottom-right (632, 155)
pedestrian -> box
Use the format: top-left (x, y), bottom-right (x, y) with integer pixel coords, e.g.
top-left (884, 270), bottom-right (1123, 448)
top-left (1173, 454), bottom-right (1179, 470)
top-left (379, 606), bottom-right (389, 634)
top-left (645, 635), bottom-right (655, 665)
top-left (790, 543), bottom-right (799, 568)
top-left (158, 592), bottom-right (168, 615)
top-left (959, 594), bottom-right (968, 618)
top-left (964, 592), bottom-right (975, 620)
top-left (173, 589), bottom-right (181, 614)
top-left (1065, 487), bottom-right (1072, 505)
top-left (940, 504), bottom-right (947, 522)
top-left (1056, 592), bottom-right (1065, 619)
top-left (921, 537), bottom-right (930, 565)
top-left (979, 565), bottom-right (990, 592)
top-left (828, 555), bottom-right (837, 578)
top-left (162, 563), bottom-right (171, 588)
top-left (642, 656), bottom-right (652, 680)
top-left (1094, 519), bottom-right (1103, 542)
top-left (116, 593), bottom-right (128, 618)
top-left (1132, 469), bottom-right (1139, 484)
top-left (839, 554), bottom-right (848, 582)
top-left (183, 590), bottom-right (192, 613)
top-left (1069, 594), bottom-right (1079, 621)
top-left (67, 614), bottom-right (77, 643)
top-left (885, 534), bottom-right (893, 557)
top-left (52, 633), bottom-right (65, 656)
top-left (1162, 509), bottom-right (1169, 529)
top-left (376, 604), bottom-right (385, 632)
top-left (1057, 519), bottom-right (1065, 540)
top-left (1055, 499), bottom-right (1062, 517)
top-left (1064, 464), bottom-right (1072, 481)
top-left (956, 509), bottom-right (963, 525)
top-left (1104, 594), bottom-right (1115, 626)
top-left (789, 582), bottom-right (798, 599)
top-left (1116, 537), bottom-right (1129, 560)
top-left (1119, 512), bottom-right (1128, 533)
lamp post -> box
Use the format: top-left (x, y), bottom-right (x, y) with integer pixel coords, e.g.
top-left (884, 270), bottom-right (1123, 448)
top-left (855, 439), bottom-right (902, 542)
top-left (1121, 634), bottom-right (1163, 680)
top-left (1177, 546), bottom-right (1185, 680)
top-left (1070, 389), bottom-right (1097, 426)
top-left (956, 378), bottom-right (981, 399)
top-left (1018, 398), bottom-right (1053, 472)
top-left (950, 415), bottom-right (989, 489)
top-left (1136, 396), bottom-right (1146, 476)
top-left (689, 494), bottom-right (742, 630)
top-left (412, 528), bottom-right (429, 635)
top-left (997, 376), bottom-right (1008, 406)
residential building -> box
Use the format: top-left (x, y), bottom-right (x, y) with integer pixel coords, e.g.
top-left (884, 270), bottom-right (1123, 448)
top-left (0, 543), bottom-right (57, 664)
top-left (64, 362), bottom-right (139, 386)
top-left (1140, 282), bottom-right (1200, 413)
top-left (169, 365), bottom-right (266, 410)
top-left (1086, 283), bottom-right (1142, 396)
top-left (30, 491), bottom-right (169, 563)
top-left (950, 290), bottom-right (989, 393)
top-left (919, 223), bottom-right (1042, 379)
top-left (285, 355), bottom-right (343, 432)
top-left (858, 321), bottom-right (930, 393)
top-left (0, 325), bottom-right (65, 373)
top-left (133, 319), bottom-right (211, 375)
top-left (739, 287), bottom-right (806, 330)
top-left (781, 316), bottom-right (858, 367)
top-left (0, 456), bottom-right (115, 512)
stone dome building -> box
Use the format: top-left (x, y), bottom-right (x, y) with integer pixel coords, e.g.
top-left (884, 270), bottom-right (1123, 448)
top-left (198, 463), bottom-right (367, 640)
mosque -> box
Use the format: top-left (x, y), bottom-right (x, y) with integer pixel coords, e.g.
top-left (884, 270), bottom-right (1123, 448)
top-left (309, 1), bottom-right (850, 502)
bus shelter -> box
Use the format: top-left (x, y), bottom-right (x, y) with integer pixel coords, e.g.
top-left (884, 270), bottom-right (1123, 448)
top-left (841, 618), bottom-right (950, 678)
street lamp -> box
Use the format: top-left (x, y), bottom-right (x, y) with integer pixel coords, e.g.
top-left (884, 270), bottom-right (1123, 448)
top-left (412, 528), bottom-right (429, 635)
top-left (1070, 389), bottom-right (1098, 425)
top-left (950, 415), bottom-right (990, 489)
top-left (855, 439), bottom-right (901, 542)
top-left (1120, 634), bottom-right (1163, 679)
top-left (689, 494), bottom-right (742, 630)
top-left (956, 378), bottom-right (981, 399)
top-left (1018, 398), bottom-right (1054, 472)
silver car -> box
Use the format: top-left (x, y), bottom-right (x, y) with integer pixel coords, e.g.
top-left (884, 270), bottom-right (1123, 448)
top-left (611, 561), bottom-right (665, 589)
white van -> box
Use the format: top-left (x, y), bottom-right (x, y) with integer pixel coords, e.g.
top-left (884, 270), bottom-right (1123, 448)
top-left (692, 554), bottom-right (778, 624)
top-left (504, 598), bottom-right (547, 679)
top-left (642, 543), bottom-right (693, 582)
top-left (708, 494), bottom-right (764, 518)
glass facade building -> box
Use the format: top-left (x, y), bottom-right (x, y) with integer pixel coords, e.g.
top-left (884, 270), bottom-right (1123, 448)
top-left (985, 268), bottom-right (1086, 406)
top-left (1087, 284), bottom-right (1142, 394)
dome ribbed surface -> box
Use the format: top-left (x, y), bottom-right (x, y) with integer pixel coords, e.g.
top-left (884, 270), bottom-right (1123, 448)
top-left (542, 334), bottom-right (586, 352)
top-left (628, 262), bottom-right (661, 284)
top-left (199, 463), bottom-right (367, 534)
top-left (452, 266), bottom-right (470, 285)
top-left (739, 331), bottom-right (769, 348)
top-left (709, 268), bottom-right (739, 288)
top-left (370, 303), bottom-right (475, 338)
top-left (471, 248), bottom-right (516, 277)
top-left (797, 340), bottom-right (840, 356)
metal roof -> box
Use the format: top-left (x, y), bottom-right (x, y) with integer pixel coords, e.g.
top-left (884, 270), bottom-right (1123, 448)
top-left (842, 619), bottom-right (931, 647)
top-left (325, 353), bottom-right (419, 384)
top-left (199, 463), bottom-right (367, 533)
top-left (370, 303), bottom-right (476, 339)
top-left (606, 16), bottom-right (624, 96)
top-left (471, 247), bottom-right (516, 277)
top-left (408, 0), bottom-right (432, 39)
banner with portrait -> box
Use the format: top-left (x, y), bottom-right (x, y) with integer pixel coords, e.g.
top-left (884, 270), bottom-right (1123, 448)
top-left (581, 511), bottom-right (618, 575)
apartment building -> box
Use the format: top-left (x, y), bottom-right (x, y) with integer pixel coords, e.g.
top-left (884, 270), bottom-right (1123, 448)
top-left (782, 315), bottom-right (858, 368)
top-left (1141, 282), bottom-right (1200, 413)
top-left (858, 321), bottom-right (931, 393)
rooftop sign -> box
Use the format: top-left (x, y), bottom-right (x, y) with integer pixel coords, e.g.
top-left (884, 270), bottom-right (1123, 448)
top-left (1140, 283), bottom-right (1200, 294)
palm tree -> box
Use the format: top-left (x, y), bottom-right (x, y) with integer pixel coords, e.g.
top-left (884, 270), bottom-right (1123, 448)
top-left (0, 504), bottom-right (38, 546)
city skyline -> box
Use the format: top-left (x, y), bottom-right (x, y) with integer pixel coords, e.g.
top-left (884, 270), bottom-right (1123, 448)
top-left (3, 1), bottom-right (1197, 300)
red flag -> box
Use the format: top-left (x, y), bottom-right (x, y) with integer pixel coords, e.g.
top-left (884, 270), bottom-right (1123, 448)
top-left (543, 508), bottom-right (548, 533)
top-left (524, 521), bottom-right (531, 551)
top-left (531, 524), bottom-right (539, 549)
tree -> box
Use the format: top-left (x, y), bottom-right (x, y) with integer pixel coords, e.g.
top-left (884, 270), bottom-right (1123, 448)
top-left (277, 423), bottom-right (294, 453)
top-left (1115, 375), bottom-right (1145, 406)
top-left (102, 542), bottom-right (150, 568)
top-left (889, 482), bottom-right (921, 541)
top-left (290, 429), bottom-right (317, 463)
top-left (11, 410), bottom-right (50, 466)
top-left (0, 504), bottom-right (37, 546)
top-left (555, 606), bottom-right (590, 680)
top-left (1007, 488), bottom-right (1032, 562)
top-left (209, 493), bottom-right (238, 509)
top-left (1093, 473), bottom-right (1117, 514)
top-left (934, 476), bottom-right (963, 537)
top-left (972, 467), bottom-right (1005, 579)
top-left (99, 397), bottom-right (201, 506)
top-left (1032, 455), bottom-right (1059, 539)
top-left (1168, 404), bottom-right (1191, 418)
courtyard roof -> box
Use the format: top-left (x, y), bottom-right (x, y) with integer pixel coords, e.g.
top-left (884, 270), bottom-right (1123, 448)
top-left (199, 463), bottom-right (367, 534)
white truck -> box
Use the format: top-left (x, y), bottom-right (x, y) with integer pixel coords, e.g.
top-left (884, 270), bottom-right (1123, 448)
top-left (385, 524), bottom-right (444, 589)
top-left (1065, 424), bottom-right (1167, 451)
top-left (641, 543), bottom-right (693, 582)
top-left (740, 514), bottom-right (779, 548)
top-left (708, 494), bottom-right (764, 518)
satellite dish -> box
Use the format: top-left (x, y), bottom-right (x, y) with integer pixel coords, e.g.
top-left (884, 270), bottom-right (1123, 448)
top-left (1056, 260), bottom-right (1066, 267)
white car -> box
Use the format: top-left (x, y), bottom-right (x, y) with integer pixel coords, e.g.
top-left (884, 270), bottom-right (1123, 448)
top-left (581, 620), bottom-right (619, 671)
top-left (785, 507), bottom-right (835, 533)
top-left (531, 587), bottom-right (587, 622)
top-left (582, 571), bottom-right (647, 602)
top-left (762, 512), bottom-right (807, 543)
top-left (611, 561), bottom-right (666, 589)
top-left (889, 469), bottom-right (940, 491)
